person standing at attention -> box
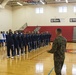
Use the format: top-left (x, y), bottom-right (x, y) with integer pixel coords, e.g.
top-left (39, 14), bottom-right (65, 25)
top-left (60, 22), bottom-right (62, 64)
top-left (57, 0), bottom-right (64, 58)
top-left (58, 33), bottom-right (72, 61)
top-left (6, 29), bottom-right (14, 58)
top-left (50, 28), bottom-right (67, 75)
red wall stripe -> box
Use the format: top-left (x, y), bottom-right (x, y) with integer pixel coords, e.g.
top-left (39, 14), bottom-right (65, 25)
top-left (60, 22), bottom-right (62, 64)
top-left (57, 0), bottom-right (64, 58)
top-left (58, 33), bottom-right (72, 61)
top-left (39, 26), bottom-right (74, 41)
top-left (24, 26), bottom-right (75, 42)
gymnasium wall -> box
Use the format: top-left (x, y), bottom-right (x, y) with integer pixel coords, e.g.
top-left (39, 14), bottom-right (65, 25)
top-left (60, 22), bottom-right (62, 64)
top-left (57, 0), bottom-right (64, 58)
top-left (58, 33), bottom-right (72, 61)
top-left (39, 26), bottom-right (74, 41)
top-left (23, 26), bottom-right (74, 42)
top-left (0, 5), bottom-right (12, 31)
top-left (13, 3), bottom-right (76, 30)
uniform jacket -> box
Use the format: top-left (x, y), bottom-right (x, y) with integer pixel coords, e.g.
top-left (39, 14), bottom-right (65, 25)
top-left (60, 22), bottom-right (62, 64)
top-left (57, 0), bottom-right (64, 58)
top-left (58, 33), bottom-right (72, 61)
top-left (50, 36), bottom-right (67, 61)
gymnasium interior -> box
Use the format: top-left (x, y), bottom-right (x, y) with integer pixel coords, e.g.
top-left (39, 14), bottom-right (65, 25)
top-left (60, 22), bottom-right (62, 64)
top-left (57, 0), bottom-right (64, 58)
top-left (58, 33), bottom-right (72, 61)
top-left (0, 0), bottom-right (76, 75)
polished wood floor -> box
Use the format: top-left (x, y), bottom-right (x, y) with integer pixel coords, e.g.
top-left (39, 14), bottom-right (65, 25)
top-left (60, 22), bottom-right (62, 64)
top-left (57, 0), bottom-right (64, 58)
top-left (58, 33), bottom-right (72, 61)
top-left (0, 43), bottom-right (76, 75)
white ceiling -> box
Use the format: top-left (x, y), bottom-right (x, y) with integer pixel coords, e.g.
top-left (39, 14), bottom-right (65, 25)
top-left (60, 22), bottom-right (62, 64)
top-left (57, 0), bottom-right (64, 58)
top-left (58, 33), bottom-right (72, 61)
top-left (0, 0), bottom-right (76, 7)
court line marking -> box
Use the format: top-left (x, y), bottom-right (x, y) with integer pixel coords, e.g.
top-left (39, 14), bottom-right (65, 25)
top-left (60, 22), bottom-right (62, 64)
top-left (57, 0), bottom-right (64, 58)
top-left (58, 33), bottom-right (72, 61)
top-left (29, 45), bottom-right (52, 60)
top-left (29, 48), bottom-right (48, 60)
top-left (48, 67), bottom-right (54, 75)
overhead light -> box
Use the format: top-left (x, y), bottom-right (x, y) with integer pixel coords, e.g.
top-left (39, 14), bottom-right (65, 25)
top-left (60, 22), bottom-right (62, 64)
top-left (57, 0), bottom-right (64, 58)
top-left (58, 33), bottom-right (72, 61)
top-left (41, 2), bottom-right (45, 4)
top-left (17, 2), bottom-right (23, 6)
top-left (66, 0), bottom-right (68, 3)
top-left (55, 0), bottom-right (60, 2)
top-left (40, 0), bottom-right (45, 4)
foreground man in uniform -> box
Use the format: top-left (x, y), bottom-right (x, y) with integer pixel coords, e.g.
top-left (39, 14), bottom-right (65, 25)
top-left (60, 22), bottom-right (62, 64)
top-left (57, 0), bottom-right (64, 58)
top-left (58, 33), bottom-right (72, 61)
top-left (50, 28), bottom-right (67, 75)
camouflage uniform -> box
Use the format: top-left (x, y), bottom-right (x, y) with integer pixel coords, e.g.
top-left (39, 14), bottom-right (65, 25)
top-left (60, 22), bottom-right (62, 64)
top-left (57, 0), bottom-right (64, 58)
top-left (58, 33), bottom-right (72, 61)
top-left (50, 36), bottom-right (67, 75)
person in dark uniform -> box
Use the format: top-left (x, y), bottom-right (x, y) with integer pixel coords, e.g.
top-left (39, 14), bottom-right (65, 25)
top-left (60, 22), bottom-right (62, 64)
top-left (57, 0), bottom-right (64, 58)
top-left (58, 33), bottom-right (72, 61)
top-left (36, 31), bottom-right (40, 48)
top-left (22, 32), bottom-right (27, 54)
top-left (25, 32), bottom-right (31, 52)
top-left (6, 29), bottom-right (14, 58)
top-left (18, 31), bottom-right (24, 55)
top-left (43, 32), bottom-right (46, 45)
top-left (38, 32), bottom-right (41, 48)
top-left (48, 32), bottom-right (51, 44)
top-left (50, 28), bottom-right (67, 75)
top-left (34, 32), bottom-right (37, 50)
top-left (39, 33), bottom-right (42, 48)
top-left (31, 31), bottom-right (35, 50)
top-left (40, 33), bottom-right (43, 47)
top-left (29, 32), bottom-right (32, 51)
top-left (42, 32), bottom-right (45, 46)
top-left (13, 31), bottom-right (19, 56)
top-left (31, 32), bottom-right (36, 50)
top-left (46, 31), bottom-right (52, 45)
top-left (45, 32), bottom-right (49, 45)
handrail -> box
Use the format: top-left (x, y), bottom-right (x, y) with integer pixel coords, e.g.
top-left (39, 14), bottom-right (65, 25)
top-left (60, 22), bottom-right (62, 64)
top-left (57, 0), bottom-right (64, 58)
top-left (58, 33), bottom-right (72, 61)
top-left (19, 23), bottom-right (28, 30)
top-left (34, 26), bottom-right (41, 32)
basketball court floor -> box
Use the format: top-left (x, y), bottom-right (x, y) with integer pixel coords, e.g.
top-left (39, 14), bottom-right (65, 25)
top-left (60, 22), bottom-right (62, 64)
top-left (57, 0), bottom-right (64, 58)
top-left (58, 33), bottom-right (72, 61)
top-left (0, 43), bottom-right (76, 75)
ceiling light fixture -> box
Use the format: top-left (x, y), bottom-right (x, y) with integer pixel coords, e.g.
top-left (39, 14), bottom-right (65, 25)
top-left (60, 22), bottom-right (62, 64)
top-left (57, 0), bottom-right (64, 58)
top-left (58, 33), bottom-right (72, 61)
top-left (66, 0), bottom-right (68, 3)
top-left (55, 0), bottom-right (60, 2)
top-left (40, 0), bottom-right (45, 4)
top-left (17, 2), bottom-right (23, 6)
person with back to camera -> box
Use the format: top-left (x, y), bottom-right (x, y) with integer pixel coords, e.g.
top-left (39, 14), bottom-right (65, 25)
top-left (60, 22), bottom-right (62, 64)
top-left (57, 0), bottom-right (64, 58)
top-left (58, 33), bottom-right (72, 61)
top-left (6, 29), bottom-right (14, 58)
top-left (13, 31), bottom-right (20, 56)
top-left (49, 28), bottom-right (67, 75)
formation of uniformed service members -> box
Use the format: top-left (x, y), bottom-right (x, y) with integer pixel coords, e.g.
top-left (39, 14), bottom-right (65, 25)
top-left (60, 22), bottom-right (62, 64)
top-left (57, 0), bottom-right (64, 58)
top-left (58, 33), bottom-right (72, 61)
top-left (6, 29), bottom-right (51, 58)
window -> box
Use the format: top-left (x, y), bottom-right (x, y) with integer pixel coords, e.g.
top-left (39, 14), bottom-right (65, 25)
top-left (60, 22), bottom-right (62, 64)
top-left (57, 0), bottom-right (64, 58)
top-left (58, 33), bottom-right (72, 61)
top-left (74, 6), bottom-right (76, 13)
top-left (59, 6), bottom-right (67, 13)
top-left (36, 8), bottom-right (43, 14)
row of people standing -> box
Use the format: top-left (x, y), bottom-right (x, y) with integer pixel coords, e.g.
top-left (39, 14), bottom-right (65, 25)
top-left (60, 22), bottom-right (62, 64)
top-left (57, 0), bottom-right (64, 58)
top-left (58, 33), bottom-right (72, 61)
top-left (6, 29), bottom-right (51, 58)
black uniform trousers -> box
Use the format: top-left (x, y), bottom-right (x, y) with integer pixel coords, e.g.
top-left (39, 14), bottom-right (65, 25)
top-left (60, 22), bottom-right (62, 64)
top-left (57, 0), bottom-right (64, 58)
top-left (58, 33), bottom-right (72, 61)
top-left (19, 43), bottom-right (24, 54)
top-left (54, 60), bottom-right (64, 75)
top-left (14, 45), bottom-right (19, 56)
top-left (23, 43), bottom-right (27, 54)
top-left (7, 45), bottom-right (14, 57)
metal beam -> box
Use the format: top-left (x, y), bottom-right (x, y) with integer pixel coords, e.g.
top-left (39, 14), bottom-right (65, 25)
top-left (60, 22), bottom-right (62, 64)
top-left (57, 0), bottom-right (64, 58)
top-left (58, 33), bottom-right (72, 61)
top-left (1, 0), bottom-right (9, 7)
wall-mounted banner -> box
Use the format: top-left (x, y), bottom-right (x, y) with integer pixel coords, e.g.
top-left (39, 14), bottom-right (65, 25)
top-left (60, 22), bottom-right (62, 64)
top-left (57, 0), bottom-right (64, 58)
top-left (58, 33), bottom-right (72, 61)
top-left (70, 18), bottom-right (76, 22)
top-left (50, 18), bottom-right (60, 23)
